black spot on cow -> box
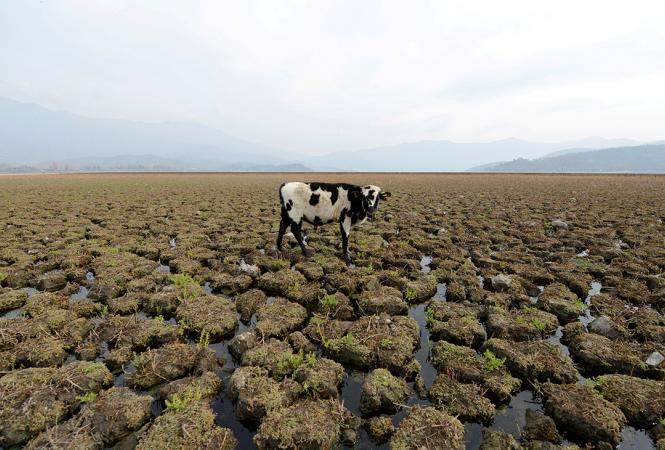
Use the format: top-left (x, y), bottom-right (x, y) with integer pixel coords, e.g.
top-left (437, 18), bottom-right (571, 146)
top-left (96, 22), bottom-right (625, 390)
top-left (286, 199), bottom-right (293, 211)
top-left (351, 210), bottom-right (366, 225)
top-left (313, 216), bottom-right (323, 225)
top-left (308, 182), bottom-right (348, 205)
top-left (309, 193), bottom-right (320, 206)
top-left (368, 189), bottom-right (375, 200)
top-left (329, 188), bottom-right (338, 205)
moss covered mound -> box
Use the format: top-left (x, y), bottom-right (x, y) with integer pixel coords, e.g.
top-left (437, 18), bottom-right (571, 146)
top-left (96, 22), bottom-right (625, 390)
top-left (241, 338), bottom-right (298, 380)
top-left (255, 298), bottom-right (308, 339)
top-left (479, 430), bottom-right (520, 450)
top-left (254, 398), bottom-right (358, 450)
top-left (522, 409), bottom-right (561, 443)
top-left (595, 374), bottom-right (665, 426)
top-left (97, 314), bottom-right (180, 351)
top-left (430, 340), bottom-right (521, 402)
top-left (0, 288), bottom-right (28, 313)
top-left (229, 366), bottom-right (302, 422)
top-left (126, 343), bottom-right (214, 389)
top-left (365, 416), bottom-right (394, 443)
top-left (27, 386), bottom-right (153, 448)
top-left (486, 306), bottom-right (559, 341)
top-left (175, 294), bottom-right (238, 340)
top-left (235, 288), bottom-right (267, 323)
top-left (482, 338), bottom-right (579, 383)
top-left (137, 400), bottom-right (237, 450)
top-left (0, 361), bottom-right (113, 446)
top-left (540, 382), bottom-right (626, 446)
top-left (537, 283), bottom-right (586, 323)
top-left (358, 286), bottom-right (408, 316)
top-left (294, 357), bottom-right (345, 399)
top-left (323, 314), bottom-right (419, 373)
top-left (568, 331), bottom-right (665, 379)
top-left (427, 301), bottom-right (486, 348)
top-left (159, 371), bottom-right (223, 404)
top-left (257, 269), bottom-right (307, 298)
top-left (359, 368), bottom-right (411, 414)
top-left (428, 373), bottom-right (495, 423)
top-left (390, 405), bottom-right (464, 450)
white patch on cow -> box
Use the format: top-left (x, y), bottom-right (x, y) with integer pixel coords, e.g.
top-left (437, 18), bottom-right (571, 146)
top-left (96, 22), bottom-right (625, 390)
top-left (281, 182), bottom-right (350, 224)
top-left (341, 215), bottom-right (351, 235)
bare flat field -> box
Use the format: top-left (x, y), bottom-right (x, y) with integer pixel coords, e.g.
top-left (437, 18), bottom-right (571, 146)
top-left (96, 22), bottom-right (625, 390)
top-left (1, 173), bottom-right (664, 449)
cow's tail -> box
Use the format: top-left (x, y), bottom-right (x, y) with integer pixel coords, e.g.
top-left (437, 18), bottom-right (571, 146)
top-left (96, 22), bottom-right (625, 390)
top-left (278, 182), bottom-right (286, 206)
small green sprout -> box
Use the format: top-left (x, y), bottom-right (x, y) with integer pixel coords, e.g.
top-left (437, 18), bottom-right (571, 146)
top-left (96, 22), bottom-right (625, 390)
top-left (76, 392), bottom-right (97, 403)
top-left (483, 350), bottom-right (505, 372)
top-left (405, 287), bottom-right (417, 301)
top-left (319, 294), bottom-right (339, 310)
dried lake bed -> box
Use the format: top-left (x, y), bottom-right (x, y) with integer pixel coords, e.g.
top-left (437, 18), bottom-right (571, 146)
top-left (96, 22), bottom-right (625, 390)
top-left (1, 173), bottom-right (664, 449)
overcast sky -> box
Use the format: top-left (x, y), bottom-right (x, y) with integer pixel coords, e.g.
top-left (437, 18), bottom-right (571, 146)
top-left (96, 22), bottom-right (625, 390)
top-left (2, 0), bottom-right (665, 154)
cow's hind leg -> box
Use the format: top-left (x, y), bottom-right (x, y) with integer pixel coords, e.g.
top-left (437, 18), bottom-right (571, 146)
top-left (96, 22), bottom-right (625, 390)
top-left (291, 221), bottom-right (310, 257)
top-left (276, 207), bottom-right (289, 252)
top-left (340, 217), bottom-right (352, 263)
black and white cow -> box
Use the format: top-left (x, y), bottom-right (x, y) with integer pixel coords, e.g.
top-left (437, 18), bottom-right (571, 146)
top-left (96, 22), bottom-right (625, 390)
top-left (277, 182), bottom-right (391, 262)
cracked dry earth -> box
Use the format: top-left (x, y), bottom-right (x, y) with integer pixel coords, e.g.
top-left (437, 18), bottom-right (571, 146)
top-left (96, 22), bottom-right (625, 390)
top-left (1, 173), bottom-right (664, 450)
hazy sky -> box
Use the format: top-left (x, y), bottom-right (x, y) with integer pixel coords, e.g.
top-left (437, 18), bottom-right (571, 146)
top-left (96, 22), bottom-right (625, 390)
top-left (2, 0), bottom-right (665, 153)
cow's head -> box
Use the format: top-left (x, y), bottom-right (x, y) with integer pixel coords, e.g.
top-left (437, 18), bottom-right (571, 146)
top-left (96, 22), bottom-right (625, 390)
top-left (350, 185), bottom-right (391, 219)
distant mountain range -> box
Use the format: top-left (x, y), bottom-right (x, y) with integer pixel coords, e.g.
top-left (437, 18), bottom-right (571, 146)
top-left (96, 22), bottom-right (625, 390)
top-left (1, 97), bottom-right (663, 173)
top-left (0, 97), bottom-right (300, 167)
top-left (468, 145), bottom-right (665, 173)
top-left (0, 154), bottom-right (312, 173)
top-left (302, 137), bottom-right (644, 172)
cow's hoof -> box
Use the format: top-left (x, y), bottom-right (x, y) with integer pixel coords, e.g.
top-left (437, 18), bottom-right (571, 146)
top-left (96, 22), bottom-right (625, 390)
top-left (302, 249), bottom-right (312, 258)
top-left (342, 253), bottom-right (353, 264)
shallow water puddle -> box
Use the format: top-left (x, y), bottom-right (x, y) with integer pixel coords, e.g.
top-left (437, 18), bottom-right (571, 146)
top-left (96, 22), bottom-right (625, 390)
top-left (419, 255), bottom-right (432, 273)
top-left (22, 287), bottom-right (38, 296)
top-left (408, 303), bottom-right (438, 390)
top-left (465, 390), bottom-right (544, 450)
top-left (341, 370), bottom-right (365, 416)
top-left (203, 281), bottom-right (212, 294)
top-left (2, 308), bottom-right (24, 318)
top-left (618, 426), bottom-right (656, 449)
top-left (579, 281), bottom-right (602, 326)
top-left (156, 260), bottom-right (171, 273)
top-left (212, 394), bottom-right (258, 449)
top-left (69, 286), bottom-right (89, 300)
top-left (434, 283), bottom-right (447, 300)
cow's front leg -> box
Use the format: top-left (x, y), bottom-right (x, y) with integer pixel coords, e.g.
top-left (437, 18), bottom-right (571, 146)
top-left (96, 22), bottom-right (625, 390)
top-left (291, 222), bottom-right (310, 257)
top-left (276, 207), bottom-right (289, 253)
top-left (339, 217), bottom-right (352, 263)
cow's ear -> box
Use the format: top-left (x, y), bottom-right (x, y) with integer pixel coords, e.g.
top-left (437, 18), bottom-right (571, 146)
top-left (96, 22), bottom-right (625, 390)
top-left (379, 191), bottom-right (391, 200)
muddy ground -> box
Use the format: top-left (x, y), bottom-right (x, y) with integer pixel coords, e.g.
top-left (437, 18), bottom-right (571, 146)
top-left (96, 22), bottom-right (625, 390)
top-left (1, 173), bottom-right (664, 450)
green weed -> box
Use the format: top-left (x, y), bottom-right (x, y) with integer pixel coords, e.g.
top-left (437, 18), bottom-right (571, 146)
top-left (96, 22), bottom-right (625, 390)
top-left (405, 287), bottom-right (417, 301)
top-left (483, 350), bottom-right (505, 372)
top-left (76, 392), bottom-right (97, 403)
top-left (531, 319), bottom-right (546, 332)
top-left (277, 349), bottom-right (316, 372)
top-left (425, 306), bottom-right (435, 323)
top-left (165, 387), bottom-right (204, 412)
top-left (319, 294), bottom-right (339, 310)
top-left (197, 330), bottom-right (211, 349)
